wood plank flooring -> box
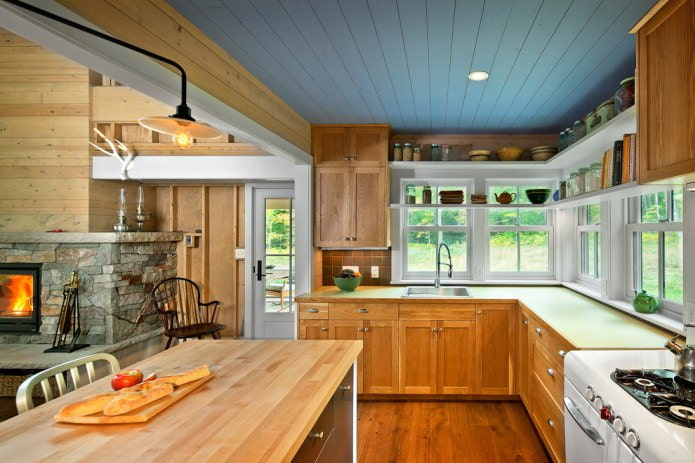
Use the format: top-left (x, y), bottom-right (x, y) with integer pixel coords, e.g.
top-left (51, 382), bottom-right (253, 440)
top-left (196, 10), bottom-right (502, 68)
top-left (358, 400), bottom-right (550, 463)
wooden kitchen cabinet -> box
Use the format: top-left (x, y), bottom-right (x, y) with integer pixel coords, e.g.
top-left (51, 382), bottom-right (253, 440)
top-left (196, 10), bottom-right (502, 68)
top-left (518, 308), bottom-right (531, 407)
top-left (314, 166), bottom-right (388, 248)
top-left (632, 0), bottom-right (695, 184)
top-left (312, 125), bottom-right (389, 167)
top-left (398, 319), bottom-right (475, 394)
top-left (475, 304), bottom-right (516, 395)
top-left (299, 320), bottom-right (329, 340)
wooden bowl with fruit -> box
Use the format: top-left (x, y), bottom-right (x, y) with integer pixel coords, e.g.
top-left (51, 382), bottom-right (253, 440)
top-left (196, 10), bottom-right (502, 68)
top-left (333, 269), bottom-right (362, 292)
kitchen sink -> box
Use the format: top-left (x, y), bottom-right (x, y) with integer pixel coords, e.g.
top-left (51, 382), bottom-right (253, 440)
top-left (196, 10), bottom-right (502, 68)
top-left (401, 286), bottom-right (472, 298)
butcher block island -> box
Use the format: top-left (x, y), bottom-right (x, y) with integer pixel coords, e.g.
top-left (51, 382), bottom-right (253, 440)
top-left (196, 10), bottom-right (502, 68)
top-left (0, 340), bottom-right (362, 463)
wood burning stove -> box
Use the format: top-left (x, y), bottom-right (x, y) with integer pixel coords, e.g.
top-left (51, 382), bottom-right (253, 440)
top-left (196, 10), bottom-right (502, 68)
top-left (0, 263), bottom-right (41, 332)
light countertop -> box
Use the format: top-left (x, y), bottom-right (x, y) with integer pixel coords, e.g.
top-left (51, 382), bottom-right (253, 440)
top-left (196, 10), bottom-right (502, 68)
top-left (296, 286), bottom-right (675, 349)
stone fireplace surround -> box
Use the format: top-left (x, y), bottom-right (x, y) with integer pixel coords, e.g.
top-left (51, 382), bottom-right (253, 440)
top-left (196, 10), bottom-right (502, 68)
top-left (0, 232), bottom-right (181, 346)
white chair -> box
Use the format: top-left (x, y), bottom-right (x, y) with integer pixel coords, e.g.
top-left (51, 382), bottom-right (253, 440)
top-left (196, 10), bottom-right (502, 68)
top-left (16, 353), bottom-right (120, 414)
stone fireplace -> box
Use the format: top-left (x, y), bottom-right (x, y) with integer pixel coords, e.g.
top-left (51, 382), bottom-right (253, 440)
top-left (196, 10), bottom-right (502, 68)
top-left (0, 232), bottom-right (181, 345)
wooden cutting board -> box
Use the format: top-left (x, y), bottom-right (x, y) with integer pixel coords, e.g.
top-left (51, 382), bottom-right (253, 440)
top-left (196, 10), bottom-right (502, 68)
top-left (54, 374), bottom-right (214, 424)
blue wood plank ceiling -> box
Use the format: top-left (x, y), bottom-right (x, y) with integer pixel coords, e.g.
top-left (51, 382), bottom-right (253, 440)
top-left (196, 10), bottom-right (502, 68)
top-left (167, 0), bottom-right (656, 134)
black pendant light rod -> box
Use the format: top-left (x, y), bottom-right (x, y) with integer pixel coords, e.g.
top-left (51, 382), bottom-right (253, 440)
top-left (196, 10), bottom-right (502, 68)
top-left (2, 0), bottom-right (194, 121)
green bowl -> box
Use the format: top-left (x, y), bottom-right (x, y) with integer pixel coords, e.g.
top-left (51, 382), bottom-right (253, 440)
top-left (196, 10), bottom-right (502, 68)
top-left (334, 276), bottom-right (362, 292)
top-left (525, 189), bottom-right (551, 204)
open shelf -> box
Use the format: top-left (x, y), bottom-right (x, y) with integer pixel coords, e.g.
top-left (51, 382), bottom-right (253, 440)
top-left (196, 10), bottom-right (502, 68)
top-left (546, 181), bottom-right (669, 209)
top-left (390, 203), bottom-right (545, 209)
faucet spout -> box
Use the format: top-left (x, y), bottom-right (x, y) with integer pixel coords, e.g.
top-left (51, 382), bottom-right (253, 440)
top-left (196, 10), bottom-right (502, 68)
top-left (435, 243), bottom-right (453, 288)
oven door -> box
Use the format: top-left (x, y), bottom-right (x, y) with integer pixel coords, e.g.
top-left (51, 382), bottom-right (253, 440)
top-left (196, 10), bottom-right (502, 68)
top-left (564, 378), bottom-right (607, 463)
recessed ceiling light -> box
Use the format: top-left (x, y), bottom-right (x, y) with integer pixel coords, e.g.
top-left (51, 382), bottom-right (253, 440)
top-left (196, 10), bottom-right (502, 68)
top-left (468, 71), bottom-right (489, 81)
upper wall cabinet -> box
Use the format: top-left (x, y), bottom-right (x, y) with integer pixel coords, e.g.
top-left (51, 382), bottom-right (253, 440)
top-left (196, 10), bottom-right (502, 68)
top-left (312, 125), bottom-right (390, 167)
top-left (633, 0), bottom-right (695, 184)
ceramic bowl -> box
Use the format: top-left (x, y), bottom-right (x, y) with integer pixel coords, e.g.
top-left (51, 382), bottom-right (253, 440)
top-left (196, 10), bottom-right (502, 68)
top-left (470, 154), bottom-right (489, 161)
top-left (531, 152), bottom-right (554, 161)
top-left (524, 188), bottom-right (552, 204)
top-left (334, 276), bottom-right (362, 292)
top-left (497, 146), bottom-right (524, 161)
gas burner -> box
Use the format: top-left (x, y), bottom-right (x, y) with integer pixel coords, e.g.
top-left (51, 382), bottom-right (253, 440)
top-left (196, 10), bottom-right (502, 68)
top-left (634, 378), bottom-right (656, 390)
top-left (669, 405), bottom-right (695, 423)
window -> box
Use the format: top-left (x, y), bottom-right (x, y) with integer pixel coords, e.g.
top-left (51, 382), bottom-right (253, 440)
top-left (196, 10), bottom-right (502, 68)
top-left (402, 182), bottom-right (471, 279)
top-left (578, 204), bottom-right (601, 281)
top-left (627, 188), bottom-right (683, 313)
top-left (486, 183), bottom-right (554, 276)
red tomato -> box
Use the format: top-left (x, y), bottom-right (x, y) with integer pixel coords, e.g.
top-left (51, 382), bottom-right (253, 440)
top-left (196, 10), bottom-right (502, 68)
top-left (111, 369), bottom-right (144, 391)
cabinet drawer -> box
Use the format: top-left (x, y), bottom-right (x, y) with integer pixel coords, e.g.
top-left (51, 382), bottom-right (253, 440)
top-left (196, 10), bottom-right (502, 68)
top-left (529, 317), bottom-right (572, 368)
top-left (293, 400), bottom-right (335, 463)
top-left (329, 303), bottom-right (397, 320)
top-left (530, 376), bottom-right (564, 463)
top-left (398, 303), bottom-right (475, 320)
top-left (299, 303), bottom-right (329, 319)
top-left (532, 342), bottom-right (564, 409)
top-left (299, 320), bottom-right (329, 340)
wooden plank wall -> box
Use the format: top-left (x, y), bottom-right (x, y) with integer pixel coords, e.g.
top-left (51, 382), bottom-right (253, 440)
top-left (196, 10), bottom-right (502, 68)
top-left (0, 28), bottom-right (92, 232)
top-left (154, 184), bottom-right (245, 337)
top-left (57, 0), bottom-right (311, 153)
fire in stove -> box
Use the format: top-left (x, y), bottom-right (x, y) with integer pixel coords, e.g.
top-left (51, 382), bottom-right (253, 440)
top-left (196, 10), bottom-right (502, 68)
top-left (0, 274), bottom-right (34, 317)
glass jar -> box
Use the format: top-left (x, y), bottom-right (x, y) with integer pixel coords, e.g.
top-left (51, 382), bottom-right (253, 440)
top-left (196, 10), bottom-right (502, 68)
top-left (614, 77), bottom-right (635, 113)
top-left (430, 144), bottom-right (441, 161)
top-left (441, 144), bottom-right (452, 161)
top-left (572, 119), bottom-right (586, 142)
top-left (559, 130), bottom-right (569, 151)
top-left (587, 162), bottom-right (603, 192)
top-left (560, 180), bottom-right (567, 200)
top-left (567, 172), bottom-right (578, 197)
top-left (406, 185), bottom-right (416, 204)
top-left (422, 186), bottom-right (432, 204)
top-left (567, 128), bottom-right (576, 146)
top-left (403, 143), bottom-right (413, 161)
top-left (393, 143), bottom-right (402, 161)
top-left (413, 147), bottom-right (422, 161)
top-left (576, 167), bottom-right (589, 195)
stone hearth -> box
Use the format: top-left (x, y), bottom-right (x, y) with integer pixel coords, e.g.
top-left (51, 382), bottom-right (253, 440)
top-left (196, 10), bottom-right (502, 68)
top-left (0, 232), bottom-right (181, 345)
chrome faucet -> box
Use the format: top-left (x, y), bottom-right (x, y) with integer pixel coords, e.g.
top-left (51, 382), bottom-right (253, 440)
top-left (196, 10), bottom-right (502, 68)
top-left (434, 243), bottom-right (453, 288)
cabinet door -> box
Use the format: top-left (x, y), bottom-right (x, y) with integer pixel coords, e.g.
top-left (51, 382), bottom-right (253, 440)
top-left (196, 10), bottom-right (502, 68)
top-left (436, 320), bottom-right (475, 394)
top-left (475, 304), bottom-right (515, 394)
top-left (329, 320), bottom-right (364, 393)
top-left (363, 320), bottom-right (398, 394)
top-left (518, 309), bottom-right (531, 405)
top-left (314, 167), bottom-right (351, 247)
top-left (333, 366), bottom-right (354, 463)
top-left (299, 320), bottom-right (329, 340)
top-left (399, 320), bottom-right (437, 394)
top-left (350, 167), bottom-right (388, 248)
top-left (349, 126), bottom-right (388, 167)
top-left (636, 0), bottom-right (695, 183)
top-left (312, 126), bottom-right (350, 166)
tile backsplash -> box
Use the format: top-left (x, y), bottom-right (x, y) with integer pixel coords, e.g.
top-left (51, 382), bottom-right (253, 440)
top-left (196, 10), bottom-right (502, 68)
top-left (322, 250), bottom-right (392, 286)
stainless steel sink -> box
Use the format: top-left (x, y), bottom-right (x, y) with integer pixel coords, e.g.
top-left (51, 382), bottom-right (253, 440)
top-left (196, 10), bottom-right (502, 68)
top-left (401, 286), bottom-right (472, 298)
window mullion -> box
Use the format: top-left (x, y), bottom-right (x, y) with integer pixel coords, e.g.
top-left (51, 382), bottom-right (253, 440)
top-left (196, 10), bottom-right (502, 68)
top-left (658, 231), bottom-right (665, 299)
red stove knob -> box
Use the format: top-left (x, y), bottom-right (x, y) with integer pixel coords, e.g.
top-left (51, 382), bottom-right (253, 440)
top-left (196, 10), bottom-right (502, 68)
top-left (600, 406), bottom-right (612, 421)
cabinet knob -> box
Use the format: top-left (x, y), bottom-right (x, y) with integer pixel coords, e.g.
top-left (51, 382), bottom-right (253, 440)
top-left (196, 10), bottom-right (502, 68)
top-left (438, 327), bottom-right (443, 332)
top-left (546, 368), bottom-right (556, 377)
top-left (535, 327), bottom-right (543, 335)
top-left (547, 418), bottom-right (555, 429)
top-left (309, 431), bottom-right (324, 439)
top-left (358, 308), bottom-right (369, 313)
top-left (357, 327), bottom-right (363, 332)
top-left (321, 327), bottom-right (328, 332)
top-left (558, 350), bottom-right (567, 358)
top-left (363, 327), bottom-right (369, 332)
top-left (432, 328), bottom-right (438, 332)
top-left (476, 311), bottom-right (482, 315)
top-left (344, 156), bottom-right (351, 160)
top-left (344, 237), bottom-right (351, 241)
top-left (307, 308), bottom-right (319, 313)
top-left (523, 319), bottom-right (528, 325)
top-left (339, 385), bottom-right (352, 392)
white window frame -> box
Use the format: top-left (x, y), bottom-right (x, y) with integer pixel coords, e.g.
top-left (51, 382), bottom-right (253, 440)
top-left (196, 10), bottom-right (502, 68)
top-left (626, 189), bottom-right (684, 317)
top-left (485, 180), bottom-right (555, 279)
top-left (399, 179), bottom-right (474, 281)
top-left (576, 204), bottom-right (601, 289)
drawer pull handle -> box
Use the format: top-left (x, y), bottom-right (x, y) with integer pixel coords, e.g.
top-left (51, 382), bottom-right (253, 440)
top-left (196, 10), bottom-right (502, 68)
top-left (547, 368), bottom-right (556, 377)
top-left (321, 328), bottom-right (328, 332)
top-left (340, 385), bottom-right (351, 391)
top-left (523, 319), bottom-right (528, 325)
top-left (307, 308), bottom-right (319, 313)
top-left (476, 310), bottom-right (482, 315)
top-left (358, 308), bottom-right (369, 313)
top-left (558, 350), bottom-right (567, 358)
top-left (309, 431), bottom-right (324, 439)
top-left (344, 237), bottom-right (351, 241)
top-left (535, 327), bottom-right (543, 335)
top-left (547, 418), bottom-right (555, 429)
top-left (564, 397), bottom-right (604, 445)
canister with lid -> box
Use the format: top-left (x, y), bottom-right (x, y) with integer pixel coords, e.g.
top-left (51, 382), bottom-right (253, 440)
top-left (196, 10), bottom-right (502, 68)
top-left (430, 144), bottom-right (441, 161)
top-left (576, 167), bottom-right (589, 195)
top-left (406, 185), bottom-right (416, 204)
top-left (422, 186), bottom-right (432, 204)
top-left (393, 143), bottom-right (403, 161)
top-left (403, 143), bottom-right (413, 161)
top-left (413, 147), bottom-right (422, 161)
top-left (594, 98), bottom-right (616, 127)
top-left (587, 162), bottom-right (603, 192)
top-left (572, 119), bottom-right (586, 141)
top-left (559, 130), bottom-right (569, 151)
top-left (614, 77), bottom-right (635, 113)
top-left (567, 172), bottom-right (578, 197)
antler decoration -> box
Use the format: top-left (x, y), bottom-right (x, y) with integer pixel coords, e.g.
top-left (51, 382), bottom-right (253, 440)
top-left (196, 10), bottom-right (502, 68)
top-left (88, 128), bottom-right (135, 180)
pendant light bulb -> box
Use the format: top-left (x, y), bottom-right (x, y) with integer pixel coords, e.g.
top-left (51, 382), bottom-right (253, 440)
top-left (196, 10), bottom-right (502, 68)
top-left (173, 128), bottom-right (194, 148)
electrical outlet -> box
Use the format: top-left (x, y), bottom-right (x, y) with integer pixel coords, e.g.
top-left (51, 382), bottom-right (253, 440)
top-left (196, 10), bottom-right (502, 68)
top-left (235, 249), bottom-right (245, 259)
top-left (371, 266), bottom-right (379, 278)
top-left (342, 265), bottom-right (359, 273)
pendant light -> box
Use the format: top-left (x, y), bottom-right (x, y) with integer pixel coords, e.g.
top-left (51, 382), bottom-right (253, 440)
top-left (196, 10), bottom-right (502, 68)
top-left (4, 0), bottom-right (222, 148)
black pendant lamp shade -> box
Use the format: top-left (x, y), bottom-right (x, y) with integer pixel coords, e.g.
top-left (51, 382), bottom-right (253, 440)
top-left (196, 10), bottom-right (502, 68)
top-left (4, 0), bottom-right (223, 146)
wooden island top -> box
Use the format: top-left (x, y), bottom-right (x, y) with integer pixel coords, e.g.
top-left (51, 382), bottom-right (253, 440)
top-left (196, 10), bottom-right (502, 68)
top-left (0, 340), bottom-right (362, 463)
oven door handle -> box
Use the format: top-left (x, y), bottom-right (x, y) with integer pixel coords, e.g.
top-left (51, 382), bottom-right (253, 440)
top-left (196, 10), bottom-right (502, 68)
top-left (564, 397), bottom-right (605, 446)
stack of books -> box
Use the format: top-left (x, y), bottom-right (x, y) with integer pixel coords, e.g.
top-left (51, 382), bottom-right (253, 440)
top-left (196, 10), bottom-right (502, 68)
top-left (600, 133), bottom-right (637, 189)
top-left (439, 190), bottom-right (464, 204)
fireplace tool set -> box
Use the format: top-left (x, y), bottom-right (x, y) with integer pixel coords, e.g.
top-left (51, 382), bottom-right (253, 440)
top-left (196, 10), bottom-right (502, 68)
top-left (44, 269), bottom-right (89, 353)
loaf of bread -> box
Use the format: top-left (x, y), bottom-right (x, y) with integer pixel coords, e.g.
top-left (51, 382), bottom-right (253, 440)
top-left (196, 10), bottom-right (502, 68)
top-left (153, 365), bottom-right (210, 386)
top-left (58, 392), bottom-right (118, 417)
top-left (102, 383), bottom-right (174, 416)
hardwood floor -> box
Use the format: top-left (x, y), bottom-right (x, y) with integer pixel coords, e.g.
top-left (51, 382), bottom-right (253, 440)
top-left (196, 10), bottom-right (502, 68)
top-left (357, 400), bottom-right (550, 463)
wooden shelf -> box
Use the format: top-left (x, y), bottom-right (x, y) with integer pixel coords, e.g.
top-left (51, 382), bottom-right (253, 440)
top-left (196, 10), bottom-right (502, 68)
top-left (389, 160), bottom-right (546, 170)
top-left (390, 203), bottom-right (545, 209)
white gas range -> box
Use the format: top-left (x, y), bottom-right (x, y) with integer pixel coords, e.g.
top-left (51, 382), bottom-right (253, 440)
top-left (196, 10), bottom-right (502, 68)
top-left (564, 349), bottom-right (695, 463)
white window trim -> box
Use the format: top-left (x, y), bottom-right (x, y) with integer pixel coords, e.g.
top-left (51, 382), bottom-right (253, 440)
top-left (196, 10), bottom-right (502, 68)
top-left (484, 180), bottom-right (555, 279)
top-left (576, 205), bottom-right (601, 289)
